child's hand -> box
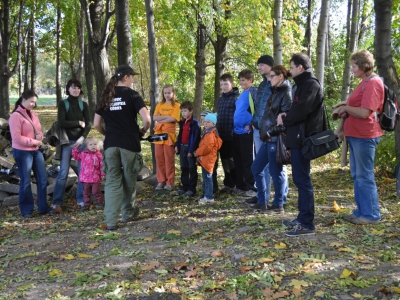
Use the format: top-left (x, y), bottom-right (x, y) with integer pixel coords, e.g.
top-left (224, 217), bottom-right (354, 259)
top-left (244, 125), bottom-right (250, 131)
top-left (188, 153), bottom-right (193, 157)
top-left (174, 147), bottom-right (178, 153)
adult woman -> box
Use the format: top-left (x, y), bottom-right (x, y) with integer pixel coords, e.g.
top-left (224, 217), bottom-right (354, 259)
top-left (94, 65), bottom-right (151, 230)
top-left (338, 50), bottom-right (384, 224)
top-left (52, 79), bottom-right (91, 212)
top-left (250, 65), bottom-right (292, 213)
top-left (9, 90), bottom-right (54, 218)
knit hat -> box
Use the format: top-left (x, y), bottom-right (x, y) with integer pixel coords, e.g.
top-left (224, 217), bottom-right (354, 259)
top-left (200, 109), bottom-right (213, 117)
top-left (204, 113), bottom-right (217, 125)
top-left (257, 55), bottom-right (274, 67)
top-left (115, 65), bottom-right (140, 76)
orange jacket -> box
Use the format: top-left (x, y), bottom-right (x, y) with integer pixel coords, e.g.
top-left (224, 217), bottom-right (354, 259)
top-left (195, 128), bottom-right (222, 173)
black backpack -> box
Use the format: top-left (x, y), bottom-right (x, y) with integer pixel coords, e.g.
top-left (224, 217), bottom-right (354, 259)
top-left (362, 75), bottom-right (399, 131)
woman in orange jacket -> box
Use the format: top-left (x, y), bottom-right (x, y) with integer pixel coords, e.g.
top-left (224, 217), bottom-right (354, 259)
top-left (195, 113), bottom-right (222, 203)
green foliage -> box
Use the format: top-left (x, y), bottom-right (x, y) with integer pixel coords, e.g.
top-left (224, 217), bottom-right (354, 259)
top-left (375, 132), bottom-right (398, 176)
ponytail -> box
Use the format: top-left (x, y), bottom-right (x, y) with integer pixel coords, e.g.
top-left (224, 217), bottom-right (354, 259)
top-left (12, 90), bottom-right (38, 113)
top-left (96, 76), bottom-right (119, 111)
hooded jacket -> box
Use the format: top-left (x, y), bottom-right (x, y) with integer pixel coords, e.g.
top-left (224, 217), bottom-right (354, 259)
top-left (195, 127), bottom-right (223, 173)
top-left (282, 70), bottom-right (324, 148)
top-left (72, 147), bottom-right (104, 183)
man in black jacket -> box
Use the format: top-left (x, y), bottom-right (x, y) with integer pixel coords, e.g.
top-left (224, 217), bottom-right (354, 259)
top-left (277, 53), bottom-right (324, 236)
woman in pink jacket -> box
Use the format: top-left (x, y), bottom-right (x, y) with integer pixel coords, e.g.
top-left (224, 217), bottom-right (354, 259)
top-left (9, 90), bottom-right (54, 218)
top-left (72, 136), bottom-right (105, 211)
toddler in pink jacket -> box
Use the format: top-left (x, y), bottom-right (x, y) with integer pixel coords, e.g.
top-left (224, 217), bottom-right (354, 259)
top-left (72, 137), bottom-right (105, 211)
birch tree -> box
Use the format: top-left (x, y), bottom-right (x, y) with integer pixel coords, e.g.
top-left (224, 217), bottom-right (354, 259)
top-left (315, 0), bottom-right (330, 87)
top-left (273, 0), bottom-right (283, 64)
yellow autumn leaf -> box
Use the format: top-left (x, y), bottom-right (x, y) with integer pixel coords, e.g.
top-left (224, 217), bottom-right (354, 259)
top-left (258, 257), bottom-right (274, 263)
top-left (392, 286), bottom-right (400, 294)
top-left (289, 279), bottom-right (308, 288)
top-left (274, 275), bottom-right (282, 282)
top-left (192, 230), bottom-right (201, 235)
top-left (371, 229), bottom-right (384, 235)
top-left (166, 278), bottom-right (178, 284)
top-left (167, 230), bottom-right (181, 235)
top-left (340, 269), bottom-right (356, 278)
top-left (274, 242), bottom-right (286, 249)
top-left (338, 247), bottom-right (353, 252)
top-left (352, 293), bottom-right (362, 298)
top-left (64, 254), bottom-right (75, 260)
top-left (144, 237), bottom-right (154, 242)
top-left (315, 290), bottom-right (324, 297)
top-left (331, 200), bottom-right (342, 212)
top-left (77, 253), bottom-right (91, 258)
top-left (88, 242), bottom-right (100, 249)
top-left (329, 242), bottom-right (343, 247)
top-left (49, 269), bottom-right (63, 276)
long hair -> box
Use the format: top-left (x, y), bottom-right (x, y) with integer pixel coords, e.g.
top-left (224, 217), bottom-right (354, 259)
top-left (96, 75), bottom-right (119, 111)
top-left (12, 90), bottom-right (38, 113)
top-left (160, 84), bottom-right (177, 106)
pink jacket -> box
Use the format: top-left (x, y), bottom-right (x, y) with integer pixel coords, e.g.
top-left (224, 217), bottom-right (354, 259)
top-left (72, 148), bottom-right (105, 183)
top-left (9, 106), bottom-right (43, 151)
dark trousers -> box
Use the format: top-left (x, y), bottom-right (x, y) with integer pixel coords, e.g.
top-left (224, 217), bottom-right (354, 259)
top-left (212, 156), bottom-right (219, 193)
top-left (219, 140), bottom-right (236, 188)
top-left (291, 147), bottom-right (315, 230)
top-left (83, 182), bottom-right (104, 206)
top-left (179, 145), bottom-right (198, 193)
top-left (232, 132), bottom-right (255, 191)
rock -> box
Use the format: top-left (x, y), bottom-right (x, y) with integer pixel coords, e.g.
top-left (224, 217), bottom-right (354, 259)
top-left (137, 165), bottom-right (151, 181)
top-left (0, 156), bottom-right (14, 169)
top-left (2, 195), bottom-right (19, 206)
top-left (0, 183), bottom-right (20, 194)
top-left (143, 174), bottom-right (158, 186)
top-left (0, 191), bottom-right (9, 203)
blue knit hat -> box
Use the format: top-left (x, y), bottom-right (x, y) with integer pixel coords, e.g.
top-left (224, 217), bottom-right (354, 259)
top-left (204, 113), bottom-right (217, 125)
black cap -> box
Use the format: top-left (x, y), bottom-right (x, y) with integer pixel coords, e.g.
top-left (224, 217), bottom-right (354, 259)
top-left (115, 65), bottom-right (140, 76)
top-left (257, 55), bottom-right (274, 67)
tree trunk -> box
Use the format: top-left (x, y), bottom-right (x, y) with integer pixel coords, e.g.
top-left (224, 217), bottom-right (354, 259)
top-left (315, 0), bottom-right (330, 87)
top-left (340, 0), bottom-right (360, 102)
top-left (273, 0), bottom-right (283, 64)
top-left (84, 42), bottom-right (96, 121)
top-left (81, 0), bottom-right (113, 102)
top-left (31, 25), bottom-right (37, 92)
top-left (23, 35), bottom-right (30, 91)
top-left (56, 0), bottom-right (62, 105)
top-left (76, 5), bottom-right (85, 82)
top-left (116, 0), bottom-right (132, 66)
top-left (302, 0), bottom-right (312, 57)
top-left (193, 22), bottom-right (207, 120)
top-left (145, 0), bottom-right (159, 174)
top-left (374, 0), bottom-right (400, 159)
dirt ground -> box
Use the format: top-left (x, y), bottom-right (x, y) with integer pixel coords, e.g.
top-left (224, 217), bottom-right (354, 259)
top-left (0, 108), bottom-right (400, 299)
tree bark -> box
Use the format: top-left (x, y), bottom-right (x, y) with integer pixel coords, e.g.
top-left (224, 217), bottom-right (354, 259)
top-left (340, 0), bottom-right (360, 102)
top-left (145, 0), bottom-right (159, 174)
top-left (315, 0), bottom-right (330, 87)
top-left (193, 22), bottom-right (207, 120)
top-left (374, 0), bottom-right (400, 159)
top-left (116, 0), bottom-right (132, 66)
top-left (31, 24), bottom-right (37, 92)
top-left (23, 34), bottom-right (30, 92)
top-left (302, 0), bottom-right (312, 57)
top-left (56, 0), bottom-right (62, 105)
top-left (76, 5), bottom-right (85, 82)
top-left (273, 0), bottom-right (283, 64)
top-left (84, 42), bottom-right (96, 121)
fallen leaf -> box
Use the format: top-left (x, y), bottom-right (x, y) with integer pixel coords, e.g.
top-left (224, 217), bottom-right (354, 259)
top-left (274, 242), bottom-right (286, 249)
top-left (198, 261), bottom-right (213, 267)
top-left (239, 266), bottom-right (252, 273)
top-left (166, 278), bottom-right (178, 284)
top-left (77, 253), bottom-right (92, 258)
top-left (340, 269), bottom-right (356, 279)
top-left (141, 260), bottom-right (161, 271)
top-left (215, 229), bottom-right (224, 233)
top-left (274, 275), bottom-right (282, 283)
top-left (352, 293), bottom-right (362, 298)
top-left (144, 237), bottom-right (154, 242)
top-left (258, 257), bottom-right (274, 263)
top-left (292, 287), bottom-right (302, 296)
top-left (88, 242), bottom-right (100, 249)
top-left (240, 257), bottom-right (249, 262)
top-left (261, 287), bottom-right (273, 297)
top-left (185, 270), bottom-right (197, 277)
top-left (101, 224), bottom-right (107, 230)
top-left (330, 200), bottom-right (342, 212)
top-left (49, 269), bottom-right (63, 276)
top-left (304, 261), bottom-right (322, 268)
top-left (289, 279), bottom-right (309, 288)
top-left (370, 229), bottom-right (384, 235)
top-left (167, 229), bottom-right (181, 235)
top-left (329, 242), bottom-right (343, 247)
top-left (392, 286), bottom-right (400, 294)
top-left (315, 290), bottom-right (324, 297)
top-left (260, 242), bottom-right (269, 247)
top-left (273, 291), bottom-right (290, 298)
top-left (6, 225), bottom-right (13, 230)
top-left (64, 254), bottom-right (75, 260)
top-left (22, 243), bottom-right (30, 248)
top-left (174, 262), bottom-right (188, 270)
top-left (211, 250), bottom-right (224, 257)
top-left (192, 230), bottom-right (201, 235)
top-left (226, 292), bottom-right (238, 300)
top-left (338, 247), bottom-right (353, 252)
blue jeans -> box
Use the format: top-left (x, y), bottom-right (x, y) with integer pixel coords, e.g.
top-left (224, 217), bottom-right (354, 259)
top-left (13, 148), bottom-right (51, 216)
top-left (52, 141), bottom-right (84, 206)
top-left (202, 167), bottom-right (213, 199)
top-left (291, 147), bottom-right (314, 230)
top-left (347, 136), bottom-right (381, 220)
top-left (254, 129), bottom-right (271, 198)
top-left (251, 142), bottom-right (286, 207)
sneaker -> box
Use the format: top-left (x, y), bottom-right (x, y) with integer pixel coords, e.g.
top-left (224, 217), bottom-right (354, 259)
top-left (199, 197), bottom-right (215, 204)
top-left (232, 188), bottom-right (246, 195)
top-left (95, 203), bottom-right (104, 210)
top-left (164, 184), bottom-right (173, 191)
top-left (53, 205), bottom-right (62, 213)
top-left (177, 189), bottom-right (186, 195)
top-left (184, 191), bottom-right (195, 197)
top-left (250, 203), bottom-right (267, 211)
top-left (285, 224), bottom-right (315, 237)
top-left (80, 205), bottom-right (89, 212)
top-left (22, 213), bottom-right (33, 218)
top-left (39, 209), bottom-right (55, 215)
top-left (343, 214), bottom-right (380, 224)
top-left (282, 219), bottom-right (301, 227)
top-left (155, 183), bottom-right (165, 190)
top-left (245, 196), bottom-right (258, 204)
top-left (244, 190), bottom-right (257, 197)
top-left (106, 225), bottom-right (118, 231)
top-left (221, 186), bottom-right (233, 193)
top-left (265, 205), bottom-right (284, 215)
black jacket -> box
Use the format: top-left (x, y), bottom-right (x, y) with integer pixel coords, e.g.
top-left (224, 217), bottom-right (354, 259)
top-left (216, 87), bottom-right (239, 141)
top-left (260, 80), bottom-right (292, 142)
top-left (282, 70), bottom-right (324, 148)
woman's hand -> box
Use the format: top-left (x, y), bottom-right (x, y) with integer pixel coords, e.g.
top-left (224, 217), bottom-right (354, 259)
top-left (73, 136), bottom-right (85, 148)
top-left (277, 113), bottom-right (286, 126)
top-left (337, 106), bottom-right (348, 119)
top-left (79, 121), bottom-right (85, 128)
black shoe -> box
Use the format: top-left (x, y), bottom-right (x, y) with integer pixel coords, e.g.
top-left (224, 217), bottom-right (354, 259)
top-left (250, 203), bottom-right (267, 211)
top-left (282, 219), bottom-right (300, 227)
top-left (95, 203), bottom-right (104, 210)
top-left (80, 205), bottom-right (89, 212)
top-left (285, 224), bottom-right (315, 237)
top-left (245, 196), bottom-right (258, 204)
top-left (106, 225), bottom-right (118, 230)
top-left (184, 191), bottom-right (195, 197)
top-left (177, 189), bottom-right (186, 195)
top-left (22, 213), bottom-right (33, 218)
top-left (39, 209), bottom-right (55, 215)
top-left (265, 205), bottom-right (284, 214)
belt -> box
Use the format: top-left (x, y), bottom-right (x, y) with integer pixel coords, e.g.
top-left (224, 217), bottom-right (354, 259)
top-left (181, 144), bottom-right (188, 146)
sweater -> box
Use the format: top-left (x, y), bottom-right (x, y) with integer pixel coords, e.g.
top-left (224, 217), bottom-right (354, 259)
top-left (9, 106), bottom-right (43, 151)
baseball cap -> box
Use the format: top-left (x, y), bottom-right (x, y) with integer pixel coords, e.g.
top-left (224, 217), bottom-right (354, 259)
top-left (115, 65), bottom-right (140, 76)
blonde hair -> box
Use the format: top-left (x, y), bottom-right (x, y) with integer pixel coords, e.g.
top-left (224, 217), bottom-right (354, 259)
top-left (161, 84), bottom-right (177, 106)
top-left (350, 50), bottom-right (375, 76)
top-left (85, 136), bottom-right (99, 149)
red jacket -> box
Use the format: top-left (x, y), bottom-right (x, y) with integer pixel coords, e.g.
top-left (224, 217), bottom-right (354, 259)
top-left (195, 128), bottom-right (222, 173)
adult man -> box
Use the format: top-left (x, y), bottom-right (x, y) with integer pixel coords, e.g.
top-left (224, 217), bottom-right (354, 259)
top-left (277, 53), bottom-right (324, 236)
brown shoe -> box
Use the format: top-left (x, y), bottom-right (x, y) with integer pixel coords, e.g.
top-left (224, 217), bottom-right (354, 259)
top-left (54, 205), bottom-right (62, 213)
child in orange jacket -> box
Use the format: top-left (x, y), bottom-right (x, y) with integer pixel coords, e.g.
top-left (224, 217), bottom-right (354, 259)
top-left (195, 113), bottom-right (222, 203)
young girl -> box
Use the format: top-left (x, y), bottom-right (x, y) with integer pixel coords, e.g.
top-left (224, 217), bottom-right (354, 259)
top-left (153, 84), bottom-right (181, 191)
top-left (72, 136), bottom-right (105, 211)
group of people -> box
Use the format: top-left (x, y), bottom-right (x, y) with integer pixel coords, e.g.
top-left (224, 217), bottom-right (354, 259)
top-left (10, 49), bottom-right (383, 235)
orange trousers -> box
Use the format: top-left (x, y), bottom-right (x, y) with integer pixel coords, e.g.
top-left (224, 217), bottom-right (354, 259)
top-left (155, 144), bottom-right (175, 186)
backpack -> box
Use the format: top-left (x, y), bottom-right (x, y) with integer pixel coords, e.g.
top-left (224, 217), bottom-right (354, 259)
top-left (362, 75), bottom-right (399, 131)
top-left (63, 98), bottom-right (84, 113)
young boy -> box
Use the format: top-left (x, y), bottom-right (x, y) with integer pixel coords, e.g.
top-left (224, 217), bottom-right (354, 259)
top-left (232, 69), bottom-right (257, 196)
top-left (216, 74), bottom-right (239, 193)
top-left (174, 101), bottom-right (201, 197)
top-left (195, 113), bottom-right (222, 203)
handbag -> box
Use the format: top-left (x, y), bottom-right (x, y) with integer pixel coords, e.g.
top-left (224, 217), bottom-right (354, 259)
top-left (301, 107), bottom-right (340, 160)
top-left (276, 133), bottom-right (291, 165)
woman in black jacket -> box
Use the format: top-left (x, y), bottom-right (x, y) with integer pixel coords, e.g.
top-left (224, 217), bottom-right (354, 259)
top-left (250, 65), bottom-right (292, 213)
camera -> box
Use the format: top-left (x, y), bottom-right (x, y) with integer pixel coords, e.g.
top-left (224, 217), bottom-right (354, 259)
top-left (266, 125), bottom-right (286, 137)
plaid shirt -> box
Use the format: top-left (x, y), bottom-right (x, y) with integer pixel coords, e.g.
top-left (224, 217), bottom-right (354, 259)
top-left (216, 87), bottom-right (239, 141)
